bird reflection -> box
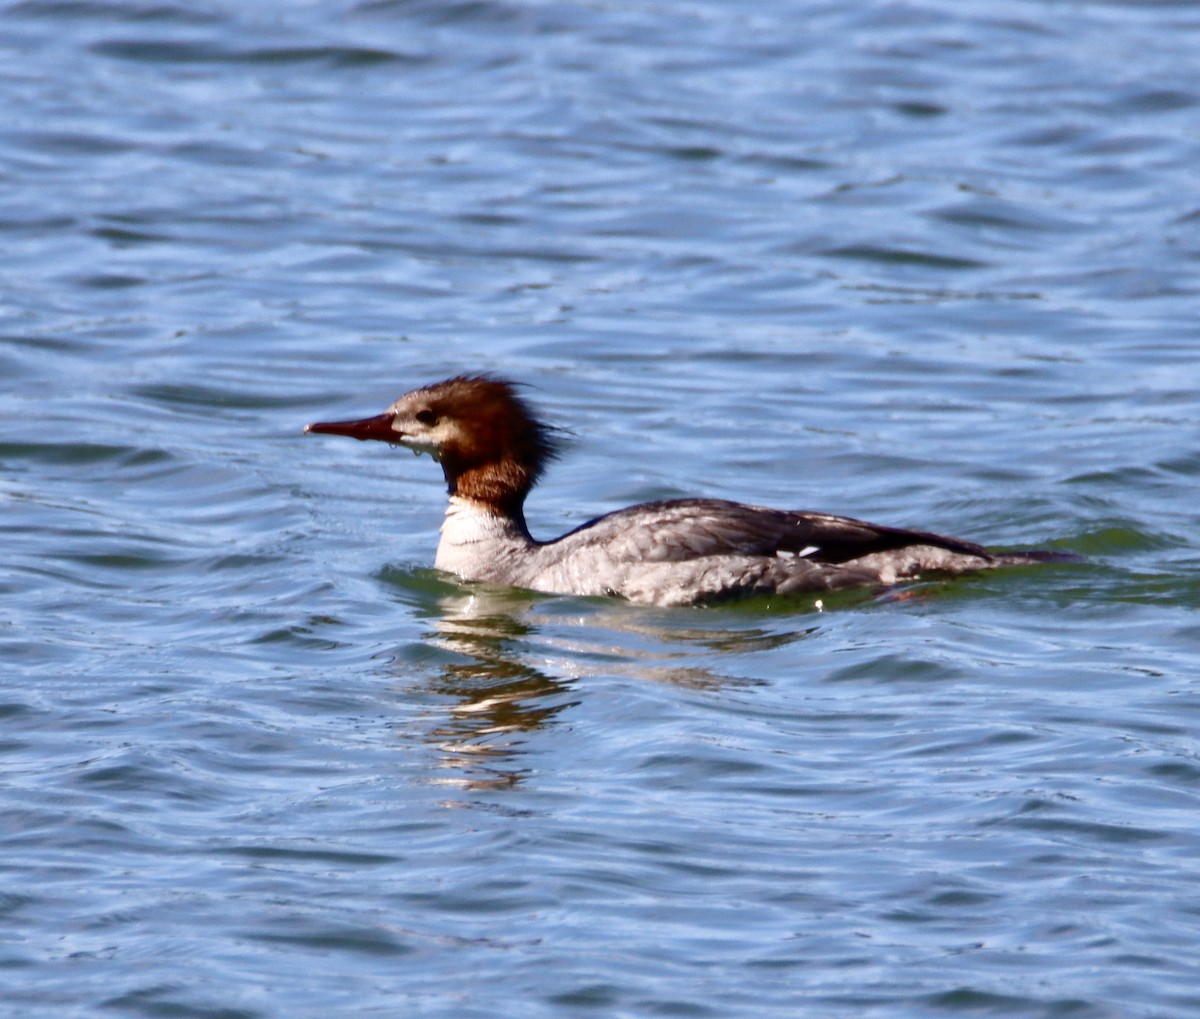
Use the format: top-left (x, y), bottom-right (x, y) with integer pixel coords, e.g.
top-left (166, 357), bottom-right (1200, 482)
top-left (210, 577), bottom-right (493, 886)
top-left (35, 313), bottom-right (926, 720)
top-left (380, 571), bottom-right (824, 793)
top-left (412, 592), bottom-right (577, 792)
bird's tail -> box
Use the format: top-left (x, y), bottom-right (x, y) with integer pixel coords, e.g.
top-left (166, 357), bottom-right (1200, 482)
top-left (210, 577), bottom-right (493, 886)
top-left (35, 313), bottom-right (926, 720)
top-left (991, 548), bottom-right (1083, 566)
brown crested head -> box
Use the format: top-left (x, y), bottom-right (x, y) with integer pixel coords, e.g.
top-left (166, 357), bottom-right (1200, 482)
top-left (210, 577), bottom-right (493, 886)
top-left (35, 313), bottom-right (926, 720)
top-left (307, 374), bottom-right (562, 513)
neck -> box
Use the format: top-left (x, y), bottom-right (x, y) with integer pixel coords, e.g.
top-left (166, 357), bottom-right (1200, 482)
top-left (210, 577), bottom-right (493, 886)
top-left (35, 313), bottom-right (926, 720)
top-left (435, 494), bottom-right (537, 582)
top-left (442, 458), bottom-right (533, 524)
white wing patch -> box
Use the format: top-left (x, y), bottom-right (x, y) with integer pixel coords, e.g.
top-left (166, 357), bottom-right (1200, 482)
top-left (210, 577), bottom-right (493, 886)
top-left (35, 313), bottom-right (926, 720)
top-left (778, 545), bottom-right (820, 559)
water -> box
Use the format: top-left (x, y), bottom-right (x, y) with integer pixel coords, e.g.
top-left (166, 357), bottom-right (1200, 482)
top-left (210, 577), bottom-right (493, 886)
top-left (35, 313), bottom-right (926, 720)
top-left (3, 1), bottom-right (1200, 1016)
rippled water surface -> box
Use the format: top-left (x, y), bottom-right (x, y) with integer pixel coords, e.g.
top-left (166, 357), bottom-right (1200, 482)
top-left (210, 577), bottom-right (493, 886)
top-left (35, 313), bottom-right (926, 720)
top-left (3, 1), bottom-right (1200, 1016)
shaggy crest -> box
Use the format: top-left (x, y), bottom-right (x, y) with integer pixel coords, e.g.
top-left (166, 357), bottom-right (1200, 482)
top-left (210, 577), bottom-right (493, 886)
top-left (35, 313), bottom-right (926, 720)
top-left (410, 374), bottom-right (563, 513)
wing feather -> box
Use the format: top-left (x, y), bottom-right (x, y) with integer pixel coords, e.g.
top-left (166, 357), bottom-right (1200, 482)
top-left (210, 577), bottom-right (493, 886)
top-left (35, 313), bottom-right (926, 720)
top-left (542, 498), bottom-right (993, 566)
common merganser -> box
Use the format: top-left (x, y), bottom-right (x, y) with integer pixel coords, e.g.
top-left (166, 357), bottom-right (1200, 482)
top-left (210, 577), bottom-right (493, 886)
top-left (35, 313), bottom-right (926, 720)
top-left (306, 375), bottom-right (1074, 607)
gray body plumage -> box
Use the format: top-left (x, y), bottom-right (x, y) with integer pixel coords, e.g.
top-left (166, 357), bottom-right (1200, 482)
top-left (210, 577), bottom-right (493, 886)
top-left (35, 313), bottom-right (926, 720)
top-left (437, 495), bottom-right (1064, 607)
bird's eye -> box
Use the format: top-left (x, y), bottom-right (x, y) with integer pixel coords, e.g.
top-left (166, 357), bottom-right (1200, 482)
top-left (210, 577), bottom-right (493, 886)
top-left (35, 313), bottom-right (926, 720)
top-left (415, 408), bottom-right (438, 426)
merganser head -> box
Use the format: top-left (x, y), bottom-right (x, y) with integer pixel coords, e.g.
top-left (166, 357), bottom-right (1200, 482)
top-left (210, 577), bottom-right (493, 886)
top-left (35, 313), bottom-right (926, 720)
top-left (305, 374), bottom-right (561, 513)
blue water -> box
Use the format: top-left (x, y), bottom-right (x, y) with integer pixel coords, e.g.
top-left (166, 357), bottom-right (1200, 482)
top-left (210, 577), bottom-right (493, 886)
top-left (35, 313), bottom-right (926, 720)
top-left (3, 1), bottom-right (1200, 1016)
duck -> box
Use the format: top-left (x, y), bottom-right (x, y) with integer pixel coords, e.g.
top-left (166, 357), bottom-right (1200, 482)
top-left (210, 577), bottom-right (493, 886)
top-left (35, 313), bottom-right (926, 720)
top-left (305, 374), bottom-right (1074, 607)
